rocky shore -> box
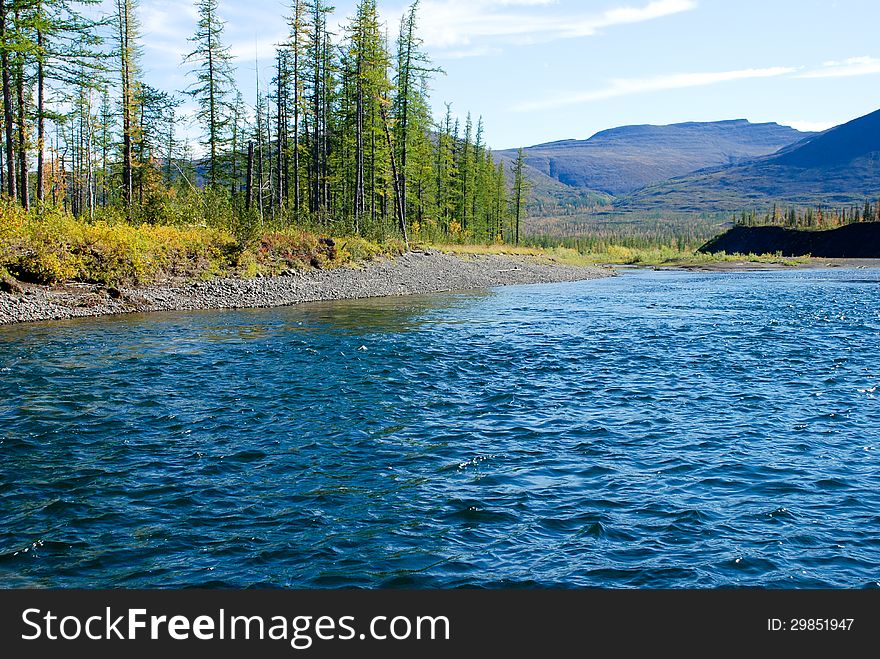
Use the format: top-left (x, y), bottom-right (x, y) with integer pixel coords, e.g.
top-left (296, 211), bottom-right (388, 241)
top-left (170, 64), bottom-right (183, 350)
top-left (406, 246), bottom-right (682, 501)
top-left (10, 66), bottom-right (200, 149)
top-left (0, 251), bottom-right (610, 325)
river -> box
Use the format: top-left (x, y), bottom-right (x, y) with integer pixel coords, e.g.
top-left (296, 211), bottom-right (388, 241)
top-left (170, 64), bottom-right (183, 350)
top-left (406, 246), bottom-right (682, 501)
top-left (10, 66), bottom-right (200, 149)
top-left (1, 268), bottom-right (879, 588)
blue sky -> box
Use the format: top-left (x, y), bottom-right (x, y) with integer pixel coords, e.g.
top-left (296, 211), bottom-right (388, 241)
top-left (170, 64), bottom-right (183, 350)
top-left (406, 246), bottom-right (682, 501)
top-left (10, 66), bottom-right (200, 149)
top-left (128, 0), bottom-right (880, 149)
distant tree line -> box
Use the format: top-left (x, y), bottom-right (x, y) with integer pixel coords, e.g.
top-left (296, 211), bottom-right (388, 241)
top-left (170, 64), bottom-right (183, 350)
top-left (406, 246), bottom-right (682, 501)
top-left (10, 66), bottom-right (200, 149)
top-left (0, 0), bottom-right (531, 244)
top-left (736, 201), bottom-right (880, 230)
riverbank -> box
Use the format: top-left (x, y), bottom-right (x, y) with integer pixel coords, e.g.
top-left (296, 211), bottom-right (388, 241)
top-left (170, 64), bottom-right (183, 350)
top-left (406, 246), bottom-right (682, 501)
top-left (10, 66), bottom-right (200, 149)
top-left (0, 251), bottom-right (610, 325)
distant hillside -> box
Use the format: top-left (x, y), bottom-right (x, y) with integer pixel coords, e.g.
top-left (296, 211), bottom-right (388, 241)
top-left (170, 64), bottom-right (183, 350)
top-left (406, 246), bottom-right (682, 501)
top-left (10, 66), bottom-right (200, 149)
top-left (623, 109), bottom-right (880, 213)
top-left (497, 120), bottom-right (811, 197)
top-left (701, 223), bottom-right (880, 258)
top-left (508, 160), bottom-right (612, 216)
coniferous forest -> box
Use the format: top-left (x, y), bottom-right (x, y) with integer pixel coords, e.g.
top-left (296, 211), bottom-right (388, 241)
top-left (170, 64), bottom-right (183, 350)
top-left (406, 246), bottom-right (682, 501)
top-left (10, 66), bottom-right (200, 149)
top-left (0, 0), bottom-right (532, 285)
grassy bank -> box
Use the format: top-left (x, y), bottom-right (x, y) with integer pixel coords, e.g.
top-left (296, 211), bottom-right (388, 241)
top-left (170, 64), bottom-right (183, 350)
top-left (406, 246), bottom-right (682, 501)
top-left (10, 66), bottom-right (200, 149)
top-left (0, 202), bottom-right (404, 286)
top-left (432, 242), bottom-right (808, 268)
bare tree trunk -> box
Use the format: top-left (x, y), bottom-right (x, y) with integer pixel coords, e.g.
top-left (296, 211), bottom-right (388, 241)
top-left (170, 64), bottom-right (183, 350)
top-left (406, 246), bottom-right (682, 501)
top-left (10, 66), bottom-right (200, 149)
top-left (311, 12), bottom-right (320, 214)
top-left (321, 27), bottom-right (329, 214)
top-left (101, 94), bottom-right (109, 207)
top-left (137, 101), bottom-right (145, 204)
top-left (256, 99), bottom-right (264, 221)
top-left (265, 97), bottom-right (274, 221)
top-left (86, 91), bottom-right (95, 220)
top-left (166, 116), bottom-right (173, 183)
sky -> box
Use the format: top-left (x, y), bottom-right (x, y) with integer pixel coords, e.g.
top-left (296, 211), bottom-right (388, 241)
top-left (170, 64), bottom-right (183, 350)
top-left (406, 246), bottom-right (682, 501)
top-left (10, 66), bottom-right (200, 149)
top-left (125, 0), bottom-right (880, 150)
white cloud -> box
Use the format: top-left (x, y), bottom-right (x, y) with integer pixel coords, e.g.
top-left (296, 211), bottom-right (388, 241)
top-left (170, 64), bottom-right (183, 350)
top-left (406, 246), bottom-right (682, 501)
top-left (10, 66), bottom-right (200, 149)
top-left (139, 0), bottom-right (199, 62)
top-left (514, 66), bottom-right (796, 111)
top-left (408, 0), bottom-right (697, 52)
top-left (799, 56), bottom-right (880, 78)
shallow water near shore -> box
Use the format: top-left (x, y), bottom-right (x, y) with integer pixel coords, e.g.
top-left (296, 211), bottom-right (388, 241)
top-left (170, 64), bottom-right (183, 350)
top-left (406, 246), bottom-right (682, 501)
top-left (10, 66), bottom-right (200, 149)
top-left (1, 268), bottom-right (880, 588)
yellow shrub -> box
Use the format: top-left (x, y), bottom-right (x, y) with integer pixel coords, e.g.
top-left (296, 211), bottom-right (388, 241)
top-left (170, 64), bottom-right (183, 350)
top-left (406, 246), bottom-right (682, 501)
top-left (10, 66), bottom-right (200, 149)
top-left (0, 202), bottom-right (239, 284)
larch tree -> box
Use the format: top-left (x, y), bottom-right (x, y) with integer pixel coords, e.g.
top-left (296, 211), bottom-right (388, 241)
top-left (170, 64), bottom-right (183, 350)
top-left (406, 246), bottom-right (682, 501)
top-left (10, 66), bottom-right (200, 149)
top-left (392, 0), bottom-right (437, 233)
top-left (511, 147), bottom-right (530, 245)
top-left (302, 0), bottom-right (333, 215)
top-left (459, 112), bottom-right (472, 231)
top-left (31, 0), bottom-right (105, 204)
top-left (116, 0), bottom-right (139, 212)
top-left (184, 0), bottom-right (234, 188)
top-left (343, 0), bottom-right (389, 233)
top-left (286, 0), bottom-right (307, 214)
top-left (9, 1), bottom-right (37, 209)
top-left (0, 0), bottom-right (17, 200)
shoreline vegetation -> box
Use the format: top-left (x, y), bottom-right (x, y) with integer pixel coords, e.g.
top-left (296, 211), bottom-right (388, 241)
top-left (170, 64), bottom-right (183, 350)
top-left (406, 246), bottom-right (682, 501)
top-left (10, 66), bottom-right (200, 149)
top-left (4, 206), bottom-right (880, 325)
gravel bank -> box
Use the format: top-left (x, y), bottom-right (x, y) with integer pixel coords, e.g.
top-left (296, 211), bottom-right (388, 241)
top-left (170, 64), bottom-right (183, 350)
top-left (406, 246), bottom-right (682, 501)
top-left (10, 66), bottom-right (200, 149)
top-left (0, 251), bottom-right (610, 325)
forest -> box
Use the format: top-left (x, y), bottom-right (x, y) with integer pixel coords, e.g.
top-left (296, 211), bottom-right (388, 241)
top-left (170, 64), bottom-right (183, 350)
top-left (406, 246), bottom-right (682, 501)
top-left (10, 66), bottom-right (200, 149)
top-left (735, 202), bottom-right (880, 230)
top-left (0, 0), bottom-right (532, 284)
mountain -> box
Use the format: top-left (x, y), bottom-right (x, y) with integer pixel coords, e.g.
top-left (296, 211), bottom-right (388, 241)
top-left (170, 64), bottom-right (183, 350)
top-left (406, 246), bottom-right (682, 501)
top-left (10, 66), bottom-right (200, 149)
top-left (622, 109), bottom-right (880, 213)
top-left (496, 120), bottom-right (812, 197)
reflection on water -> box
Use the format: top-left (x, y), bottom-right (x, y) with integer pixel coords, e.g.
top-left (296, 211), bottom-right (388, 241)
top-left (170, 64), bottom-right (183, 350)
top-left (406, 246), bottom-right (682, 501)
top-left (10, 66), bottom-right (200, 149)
top-left (1, 269), bottom-right (880, 588)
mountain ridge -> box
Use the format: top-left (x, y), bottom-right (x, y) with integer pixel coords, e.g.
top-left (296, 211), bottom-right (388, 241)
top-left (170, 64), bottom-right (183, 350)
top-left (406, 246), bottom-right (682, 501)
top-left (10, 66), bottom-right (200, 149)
top-left (496, 119), bottom-right (812, 198)
top-left (621, 109), bottom-right (880, 213)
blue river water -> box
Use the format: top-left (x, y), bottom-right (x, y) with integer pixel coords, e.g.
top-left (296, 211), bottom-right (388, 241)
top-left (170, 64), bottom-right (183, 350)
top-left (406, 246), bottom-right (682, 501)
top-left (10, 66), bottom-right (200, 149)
top-left (1, 268), bottom-right (879, 589)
